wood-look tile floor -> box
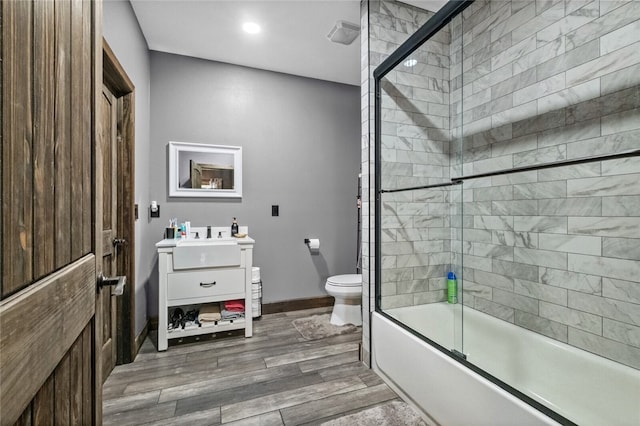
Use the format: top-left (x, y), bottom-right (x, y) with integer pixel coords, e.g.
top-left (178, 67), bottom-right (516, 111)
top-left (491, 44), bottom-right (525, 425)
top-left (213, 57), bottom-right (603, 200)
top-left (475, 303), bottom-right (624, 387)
top-left (103, 307), bottom-right (404, 425)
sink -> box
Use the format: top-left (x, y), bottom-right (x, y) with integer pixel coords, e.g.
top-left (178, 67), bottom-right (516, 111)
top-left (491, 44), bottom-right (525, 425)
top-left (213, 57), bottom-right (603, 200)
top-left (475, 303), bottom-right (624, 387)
top-left (173, 239), bottom-right (241, 269)
top-left (177, 238), bottom-right (237, 246)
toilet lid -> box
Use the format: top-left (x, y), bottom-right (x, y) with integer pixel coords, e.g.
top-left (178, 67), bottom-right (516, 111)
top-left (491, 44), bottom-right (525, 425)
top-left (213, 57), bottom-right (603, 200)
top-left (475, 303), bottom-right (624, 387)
top-left (327, 274), bottom-right (362, 287)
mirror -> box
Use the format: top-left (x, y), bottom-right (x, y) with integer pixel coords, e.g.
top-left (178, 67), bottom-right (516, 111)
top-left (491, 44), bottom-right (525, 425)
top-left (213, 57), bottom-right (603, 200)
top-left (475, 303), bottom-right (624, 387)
top-left (168, 141), bottom-right (242, 198)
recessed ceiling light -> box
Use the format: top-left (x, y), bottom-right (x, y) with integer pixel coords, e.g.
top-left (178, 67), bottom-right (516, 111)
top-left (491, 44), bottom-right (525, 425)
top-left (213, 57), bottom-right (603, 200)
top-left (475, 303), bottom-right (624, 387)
top-left (242, 22), bottom-right (261, 34)
top-left (403, 59), bottom-right (417, 67)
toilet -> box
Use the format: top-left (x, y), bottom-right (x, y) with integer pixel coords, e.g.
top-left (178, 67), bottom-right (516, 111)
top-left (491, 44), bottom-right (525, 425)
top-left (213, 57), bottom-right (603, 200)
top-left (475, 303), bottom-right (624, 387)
top-left (325, 274), bottom-right (362, 326)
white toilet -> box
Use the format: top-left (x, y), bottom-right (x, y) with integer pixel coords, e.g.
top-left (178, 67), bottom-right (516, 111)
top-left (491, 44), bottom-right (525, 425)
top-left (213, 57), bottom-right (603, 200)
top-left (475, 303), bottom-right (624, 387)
top-left (325, 274), bottom-right (362, 326)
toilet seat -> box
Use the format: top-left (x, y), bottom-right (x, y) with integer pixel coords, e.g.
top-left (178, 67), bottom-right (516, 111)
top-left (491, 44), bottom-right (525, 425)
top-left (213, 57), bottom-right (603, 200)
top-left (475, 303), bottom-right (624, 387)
top-left (326, 274), bottom-right (362, 287)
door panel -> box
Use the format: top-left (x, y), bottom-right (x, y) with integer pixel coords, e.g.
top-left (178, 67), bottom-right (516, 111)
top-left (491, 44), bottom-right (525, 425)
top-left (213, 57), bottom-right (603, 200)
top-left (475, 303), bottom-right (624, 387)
top-left (2, 0), bottom-right (34, 294)
top-left (1, 0), bottom-right (93, 293)
top-left (22, 324), bottom-right (94, 425)
top-left (53, 0), bottom-right (71, 270)
top-left (33, 0), bottom-right (56, 281)
top-left (0, 256), bottom-right (96, 423)
top-left (32, 375), bottom-right (54, 424)
top-left (0, 0), bottom-right (102, 424)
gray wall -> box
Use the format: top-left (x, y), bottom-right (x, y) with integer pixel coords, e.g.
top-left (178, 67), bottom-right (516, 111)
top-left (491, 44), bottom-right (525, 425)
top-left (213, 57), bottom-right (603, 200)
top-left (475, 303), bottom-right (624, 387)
top-left (148, 51), bottom-right (361, 314)
top-left (103, 0), bottom-right (152, 336)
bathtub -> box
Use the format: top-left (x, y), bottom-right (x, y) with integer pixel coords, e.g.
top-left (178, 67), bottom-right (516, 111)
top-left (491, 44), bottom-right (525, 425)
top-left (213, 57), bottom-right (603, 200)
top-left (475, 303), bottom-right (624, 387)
top-left (372, 303), bottom-right (640, 426)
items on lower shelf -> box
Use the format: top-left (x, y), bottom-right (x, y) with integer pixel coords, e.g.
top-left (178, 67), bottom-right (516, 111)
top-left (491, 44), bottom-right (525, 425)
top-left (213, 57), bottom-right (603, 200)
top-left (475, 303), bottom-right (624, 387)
top-left (222, 299), bottom-right (245, 320)
top-left (168, 307), bottom-right (199, 330)
top-left (252, 267), bottom-right (262, 318)
top-left (168, 301), bottom-right (246, 333)
top-left (199, 304), bottom-right (221, 322)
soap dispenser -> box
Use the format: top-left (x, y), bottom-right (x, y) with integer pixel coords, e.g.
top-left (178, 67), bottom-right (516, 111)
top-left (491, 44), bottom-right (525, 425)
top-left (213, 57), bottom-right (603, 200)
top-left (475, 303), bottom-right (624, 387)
top-left (231, 217), bottom-right (239, 236)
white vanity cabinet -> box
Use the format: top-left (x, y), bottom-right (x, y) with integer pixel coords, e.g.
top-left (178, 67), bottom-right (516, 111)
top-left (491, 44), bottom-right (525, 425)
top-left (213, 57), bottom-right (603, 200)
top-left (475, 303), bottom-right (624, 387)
top-left (156, 232), bottom-right (254, 351)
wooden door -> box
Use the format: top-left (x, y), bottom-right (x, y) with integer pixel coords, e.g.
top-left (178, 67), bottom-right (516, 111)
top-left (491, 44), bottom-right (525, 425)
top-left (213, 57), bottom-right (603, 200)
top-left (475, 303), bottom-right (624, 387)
top-left (103, 39), bottom-right (136, 366)
top-left (0, 0), bottom-right (103, 424)
top-left (100, 86), bottom-right (118, 379)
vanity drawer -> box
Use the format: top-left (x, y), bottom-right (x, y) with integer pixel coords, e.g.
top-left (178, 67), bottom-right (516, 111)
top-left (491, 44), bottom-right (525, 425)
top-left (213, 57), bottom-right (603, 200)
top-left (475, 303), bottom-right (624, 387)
top-left (168, 269), bottom-right (244, 301)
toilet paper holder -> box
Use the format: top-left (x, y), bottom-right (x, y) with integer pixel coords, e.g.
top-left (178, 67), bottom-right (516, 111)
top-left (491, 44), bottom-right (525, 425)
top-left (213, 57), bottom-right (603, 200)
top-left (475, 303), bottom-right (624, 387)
top-left (304, 238), bottom-right (320, 250)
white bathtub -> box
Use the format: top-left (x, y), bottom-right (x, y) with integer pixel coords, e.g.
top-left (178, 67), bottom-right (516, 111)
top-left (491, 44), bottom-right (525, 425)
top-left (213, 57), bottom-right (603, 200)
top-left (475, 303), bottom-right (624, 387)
top-left (372, 303), bottom-right (640, 426)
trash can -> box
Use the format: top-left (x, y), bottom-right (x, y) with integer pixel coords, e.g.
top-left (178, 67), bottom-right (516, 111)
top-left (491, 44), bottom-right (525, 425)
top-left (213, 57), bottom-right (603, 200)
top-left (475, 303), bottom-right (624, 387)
top-left (251, 267), bottom-right (262, 318)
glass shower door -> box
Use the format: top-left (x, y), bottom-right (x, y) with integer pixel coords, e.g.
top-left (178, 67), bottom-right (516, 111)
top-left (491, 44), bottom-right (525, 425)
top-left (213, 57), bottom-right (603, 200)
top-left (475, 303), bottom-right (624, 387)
top-left (375, 8), bottom-right (465, 357)
top-left (374, 0), bottom-right (640, 423)
top-left (378, 184), bottom-right (463, 354)
top-left (449, 180), bottom-right (464, 357)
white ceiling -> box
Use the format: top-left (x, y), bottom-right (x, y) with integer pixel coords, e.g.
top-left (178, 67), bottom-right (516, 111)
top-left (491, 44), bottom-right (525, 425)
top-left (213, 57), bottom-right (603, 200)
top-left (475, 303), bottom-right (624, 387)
top-left (130, 0), bottom-right (448, 87)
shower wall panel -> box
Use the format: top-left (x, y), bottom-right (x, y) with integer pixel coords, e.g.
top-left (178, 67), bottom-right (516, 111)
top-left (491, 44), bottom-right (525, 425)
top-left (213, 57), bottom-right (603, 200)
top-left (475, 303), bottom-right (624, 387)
top-left (450, 0), bottom-right (640, 369)
top-left (377, 6), bottom-right (456, 310)
top-left (362, 0), bottom-right (437, 363)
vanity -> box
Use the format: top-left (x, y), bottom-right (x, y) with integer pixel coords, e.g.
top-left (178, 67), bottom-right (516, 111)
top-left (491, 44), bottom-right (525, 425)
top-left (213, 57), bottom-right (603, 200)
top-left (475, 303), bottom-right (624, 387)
top-left (156, 227), bottom-right (254, 351)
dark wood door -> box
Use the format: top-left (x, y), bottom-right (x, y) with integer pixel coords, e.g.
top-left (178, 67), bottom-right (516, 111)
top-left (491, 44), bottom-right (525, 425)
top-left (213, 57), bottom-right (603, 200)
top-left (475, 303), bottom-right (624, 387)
top-left (0, 0), bottom-right (103, 424)
top-left (100, 85), bottom-right (119, 379)
top-left (103, 39), bottom-right (137, 366)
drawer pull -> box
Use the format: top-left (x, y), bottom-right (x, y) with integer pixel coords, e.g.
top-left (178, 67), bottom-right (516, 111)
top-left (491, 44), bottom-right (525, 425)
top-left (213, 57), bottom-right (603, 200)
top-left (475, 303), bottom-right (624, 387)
top-left (200, 281), bottom-right (217, 287)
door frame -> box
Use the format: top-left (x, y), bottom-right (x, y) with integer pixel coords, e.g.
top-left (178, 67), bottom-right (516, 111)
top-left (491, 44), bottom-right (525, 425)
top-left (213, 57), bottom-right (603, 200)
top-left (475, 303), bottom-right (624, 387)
top-left (102, 39), bottom-right (136, 364)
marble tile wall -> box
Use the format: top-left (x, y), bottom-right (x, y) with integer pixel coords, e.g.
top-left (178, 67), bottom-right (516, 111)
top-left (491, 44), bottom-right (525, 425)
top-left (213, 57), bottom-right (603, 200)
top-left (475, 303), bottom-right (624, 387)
top-left (361, 0), bottom-right (435, 365)
top-left (364, 0), bottom-right (640, 370)
top-left (377, 7), bottom-right (452, 312)
top-left (450, 0), bottom-right (640, 369)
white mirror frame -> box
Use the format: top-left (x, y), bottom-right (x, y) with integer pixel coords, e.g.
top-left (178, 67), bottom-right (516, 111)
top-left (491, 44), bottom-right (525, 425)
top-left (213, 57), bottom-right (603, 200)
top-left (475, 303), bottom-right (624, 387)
top-left (168, 141), bottom-right (243, 198)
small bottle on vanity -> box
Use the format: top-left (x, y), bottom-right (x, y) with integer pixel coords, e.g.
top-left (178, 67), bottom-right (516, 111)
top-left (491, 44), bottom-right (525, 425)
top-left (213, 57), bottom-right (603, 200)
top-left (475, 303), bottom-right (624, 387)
top-left (231, 217), bottom-right (239, 236)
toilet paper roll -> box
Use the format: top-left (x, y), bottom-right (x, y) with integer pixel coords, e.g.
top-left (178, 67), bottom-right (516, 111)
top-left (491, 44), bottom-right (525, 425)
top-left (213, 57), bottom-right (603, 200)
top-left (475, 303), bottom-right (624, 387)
top-left (251, 267), bottom-right (261, 282)
top-left (307, 238), bottom-right (320, 250)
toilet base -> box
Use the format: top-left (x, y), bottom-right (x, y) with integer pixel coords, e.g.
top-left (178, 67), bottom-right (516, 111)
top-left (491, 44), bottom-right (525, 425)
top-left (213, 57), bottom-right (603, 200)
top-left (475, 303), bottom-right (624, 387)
top-left (330, 298), bottom-right (362, 326)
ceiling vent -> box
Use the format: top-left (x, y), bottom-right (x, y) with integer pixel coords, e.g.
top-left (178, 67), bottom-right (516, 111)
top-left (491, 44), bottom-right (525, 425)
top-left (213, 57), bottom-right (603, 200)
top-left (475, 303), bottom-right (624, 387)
top-left (327, 20), bottom-right (360, 45)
